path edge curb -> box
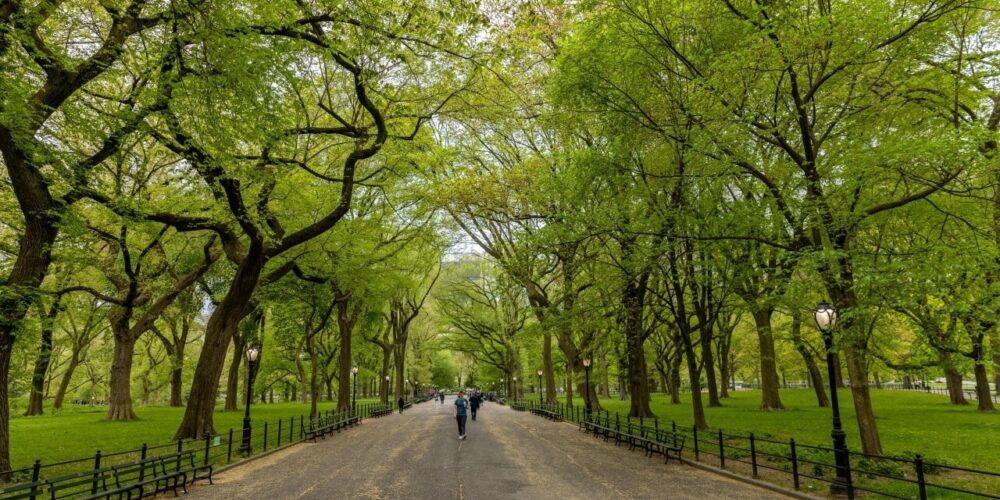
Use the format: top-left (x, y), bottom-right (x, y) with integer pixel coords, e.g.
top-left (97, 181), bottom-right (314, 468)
top-left (549, 417), bottom-right (818, 500)
top-left (213, 421), bottom-right (363, 476)
top-left (678, 457), bottom-right (819, 500)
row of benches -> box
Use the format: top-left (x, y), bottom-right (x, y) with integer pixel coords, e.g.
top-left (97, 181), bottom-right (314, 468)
top-left (304, 413), bottom-right (361, 442)
top-left (368, 405), bottom-right (394, 418)
top-left (581, 416), bottom-right (686, 464)
top-left (0, 450), bottom-right (211, 500)
top-left (529, 407), bottom-right (562, 421)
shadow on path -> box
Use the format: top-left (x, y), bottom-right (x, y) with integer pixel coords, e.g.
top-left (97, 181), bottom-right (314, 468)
top-left (186, 398), bottom-right (790, 499)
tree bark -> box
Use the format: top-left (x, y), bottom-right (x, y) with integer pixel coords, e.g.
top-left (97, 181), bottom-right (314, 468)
top-left (845, 345), bottom-right (883, 455)
top-left (335, 297), bottom-right (359, 412)
top-left (53, 355), bottom-right (80, 410)
top-left (25, 301), bottom-right (59, 416)
top-left (669, 347), bottom-right (682, 404)
top-left (600, 352), bottom-right (611, 398)
top-left (752, 308), bottom-right (784, 410)
top-left (943, 355), bottom-right (968, 405)
top-left (973, 362), bottom-right (995, 411)
top-left (791, 315), bottom-right (828, 407)
top-left (174, 249), bottom-right (264, 439)
top-left (224, 334), bottom-right (245, 411)
top-left (543, 333), bottom-right (556, 403)
top-left (682, 338), bottom-right (707, 429)
top-left (106, 334), bottom-right (139, 420)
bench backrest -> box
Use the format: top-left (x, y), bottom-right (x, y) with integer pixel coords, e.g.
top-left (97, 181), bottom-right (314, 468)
top-left (158, 450), bottom-right (198, 474)
top-left (47, 468), bottom-right (114, 499)
top-left (112, 457), bottom-right (163, 488)
top-left (0, 480), bottom-right (46, 500)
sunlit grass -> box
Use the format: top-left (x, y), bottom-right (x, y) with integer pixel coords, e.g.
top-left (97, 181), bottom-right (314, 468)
top-left (597, 389), bottom-right (1000, 471)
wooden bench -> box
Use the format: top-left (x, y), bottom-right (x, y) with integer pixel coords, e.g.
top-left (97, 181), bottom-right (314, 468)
top-left (529, 407), bottom-right (562, 421)
top-left (158, 450), bottom-right (213, 491)
top-left (305, 413), bottom-right (360, 441)
top-left (97, 455), bottom-right (185, 499)
top-left (0, 479), bottom-right (47, 500)
top-left (45, 467), bottom-right (117, 499)
top-left (369, 406), bottom-right (393, 418)
top-left (582, 417), bottom-right (685, 464)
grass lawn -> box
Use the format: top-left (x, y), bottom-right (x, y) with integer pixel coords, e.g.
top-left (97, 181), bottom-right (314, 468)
top-left (7, 398), bottom-right (384, 471)
top-left (597, 389), bottom-right (1000, 471)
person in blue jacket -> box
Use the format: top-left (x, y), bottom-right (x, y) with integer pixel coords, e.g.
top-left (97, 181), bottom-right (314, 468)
top-left (454, 391), bottom-right (469, 439)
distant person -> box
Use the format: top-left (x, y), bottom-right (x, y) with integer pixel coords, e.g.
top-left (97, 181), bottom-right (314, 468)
top-left (470, 392), bottom-right (481, 421)
top-left (454, 391), bottom-right (468, 439)
top-left (440, 392), bottom-right (446, 404)
top-left (398, 396), bottom-right (405, 414)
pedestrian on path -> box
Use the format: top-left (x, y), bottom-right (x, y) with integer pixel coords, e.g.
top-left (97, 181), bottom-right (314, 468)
top-left (470, 392), bottom-right (481, 421)
top-left (455, 391), bottom-right (468, 439)
top-left (397, 397), bottom-right (405, 414)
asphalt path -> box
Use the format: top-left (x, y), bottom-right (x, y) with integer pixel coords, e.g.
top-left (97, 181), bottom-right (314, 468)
top-left (186, 397), bottom-right (789, 499)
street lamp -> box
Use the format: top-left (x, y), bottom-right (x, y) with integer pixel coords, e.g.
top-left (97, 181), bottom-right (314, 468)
top-left (513, 376), bottom-right (518, 400)
top-left (582, 357), bottom-right (592, 420)
top-left (815, 301), bottom-right (851, 495)
top-left (351, 366), bottom-right (359, 416)
top-left (384, 375), bottom-right (390, 403)
top-left (537, 370), bottom-right (543, 405)
top-left (239, 345), bottom-right (260, 455)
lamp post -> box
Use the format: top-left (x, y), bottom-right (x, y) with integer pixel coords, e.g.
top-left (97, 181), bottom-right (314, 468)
top-left (536, 370), bottom-right (543, 405)
top-left (815, 301), bottom-right (852, 495)
top-left (239, 346), bottom-right (260, 455)
top-left (351, 366), bottom-right (359, 416)
top-left (513, 376), bottom-right (518, 400)
top-left (582, 357), bottom-right (592, 420)
top-left (384, 375), bottom-right (390, 403)
top-left (500, 378), bottom-right (505, 400)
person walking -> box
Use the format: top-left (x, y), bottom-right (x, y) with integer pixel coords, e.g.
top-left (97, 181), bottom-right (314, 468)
top-left (470, 392), bottom-right (481, 421)
top-left (397, 396), bottom-right (405, 414)
top-left (454, 391), bottom-right (469, 439)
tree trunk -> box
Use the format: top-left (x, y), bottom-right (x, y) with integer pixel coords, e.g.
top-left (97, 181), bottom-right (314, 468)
top-left (106, 335), bottom-right (138, 420)
top-left (700, 327), bottom-right (721, 408)
top-left (845, 346), bottom-right (883, 456)
top-left (973, 362), bottom-right (995, 411)
top-left (791, 314), bottom-right (828, 407)
top-left (224, 335), bottom-right (244, 411)
top-left (0, 128), bottom-right (62, 479)
top-left (169, 318), bottom-right (189, 407)
top-left (309, 345), bottom-right (320, 419)
top-left (53, 354), bottom-right (80, 410)
top-left (336, 302), bottom-right (354, 412)
top-left (804, 352), bottom-right (828, 407)
top-left (682, 337), bottom-right (707, 429)
top-left (380, 347), bottom-right (391, 404)
top-left (0, 345), bottom-right (14, 480)
top-left (751, 308), bottom-right (784, 410)
top-left (543, 333), bottom-right (556, 403)
top-left (25, 310), bottom-right (56, 416)
top-left (174, 249), bottom-right (264, 440)
top-left (565, 367), bottom-right (574, 408)
top-left (600, 352), bottom-right (611, 398)
top-left (943, 356), bottom-right (968, 405)
top-left (833, 354), bottom-right (846, 388)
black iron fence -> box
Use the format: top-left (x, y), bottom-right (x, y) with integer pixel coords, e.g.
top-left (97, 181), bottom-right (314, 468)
top-left (728, 382), bottom-right (1000, 406)
top-left (0, 399), bottom-right (425, 499)
top-left (511, 399), bottom-right (1000, 499)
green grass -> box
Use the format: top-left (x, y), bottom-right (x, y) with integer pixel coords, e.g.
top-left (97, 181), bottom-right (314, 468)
top-left (597, 389), bottom-right (1000, 471)
top-left (7, 399), bottom-right (384, 471)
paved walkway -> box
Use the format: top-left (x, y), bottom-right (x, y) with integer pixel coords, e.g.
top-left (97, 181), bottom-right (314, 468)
top-left (187, 398), bottom-right (789, 499)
